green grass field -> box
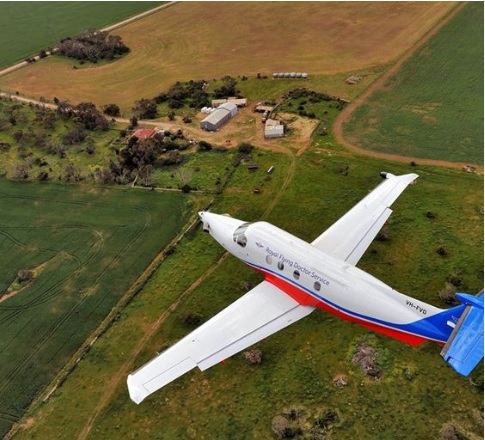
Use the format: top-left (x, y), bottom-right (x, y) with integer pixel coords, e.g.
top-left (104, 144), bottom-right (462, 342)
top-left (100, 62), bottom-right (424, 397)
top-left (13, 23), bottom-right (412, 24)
top-left (12, 150), bottom-right (483, 440)
top-left (0, 179), bottom-right (189, 438)
top-left (0, 2), bottom-right (161, 69)
top-left (342, 2), bottom-right (484, 165)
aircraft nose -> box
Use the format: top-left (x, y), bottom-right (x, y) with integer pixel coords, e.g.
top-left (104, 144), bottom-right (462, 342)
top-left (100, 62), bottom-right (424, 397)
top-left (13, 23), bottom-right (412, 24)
top-left (198, 212), bottom-right (246, 243)
top-left (199, 211), bottom-right (210, 232)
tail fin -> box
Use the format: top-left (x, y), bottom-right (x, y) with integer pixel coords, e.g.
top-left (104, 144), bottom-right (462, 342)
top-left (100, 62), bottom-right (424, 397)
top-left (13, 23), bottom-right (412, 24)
top-left (440, 290), bottom-right (484, 376)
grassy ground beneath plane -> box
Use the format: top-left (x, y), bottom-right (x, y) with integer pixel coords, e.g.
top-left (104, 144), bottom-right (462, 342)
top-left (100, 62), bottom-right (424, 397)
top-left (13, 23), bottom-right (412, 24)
top-left (12, 150), bottom-right (483, 440)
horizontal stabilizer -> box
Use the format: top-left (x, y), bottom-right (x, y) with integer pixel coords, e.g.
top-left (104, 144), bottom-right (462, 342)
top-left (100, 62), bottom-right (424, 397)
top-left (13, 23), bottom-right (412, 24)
top-left (440, 290), bottom-right (484, 376)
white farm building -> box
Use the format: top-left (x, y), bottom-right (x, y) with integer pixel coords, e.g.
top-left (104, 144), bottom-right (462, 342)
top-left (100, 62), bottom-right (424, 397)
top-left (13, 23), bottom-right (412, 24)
top-left (264, 119), bottom-right (284, 138)
top-left (200, 102), bottom-right (238, 131)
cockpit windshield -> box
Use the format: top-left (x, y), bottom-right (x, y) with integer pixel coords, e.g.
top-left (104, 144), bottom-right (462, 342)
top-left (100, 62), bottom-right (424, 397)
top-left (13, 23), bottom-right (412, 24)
top-left (233, 222), bottom-right (251, 247)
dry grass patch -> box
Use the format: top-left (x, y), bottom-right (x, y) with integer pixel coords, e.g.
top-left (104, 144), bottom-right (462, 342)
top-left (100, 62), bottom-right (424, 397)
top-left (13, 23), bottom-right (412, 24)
top-left (0, 2), bottom-right (457, 110)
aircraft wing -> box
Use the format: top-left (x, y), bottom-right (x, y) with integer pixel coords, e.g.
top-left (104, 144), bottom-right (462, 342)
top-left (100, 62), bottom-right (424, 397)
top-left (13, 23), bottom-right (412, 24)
top-left (311, 172), bottom-right (418, 265)
top-left (127, 280), bottom-right (315, 403)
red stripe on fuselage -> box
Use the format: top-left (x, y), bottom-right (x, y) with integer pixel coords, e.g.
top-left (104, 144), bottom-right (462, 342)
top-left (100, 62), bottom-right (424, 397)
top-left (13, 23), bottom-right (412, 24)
top-left (259, 269), bottom-right (427, 346)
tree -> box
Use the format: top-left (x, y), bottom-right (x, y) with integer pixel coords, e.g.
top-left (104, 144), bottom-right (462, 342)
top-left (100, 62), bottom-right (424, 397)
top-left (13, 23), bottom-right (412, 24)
top-left (42, 111), bottom-right (57, 129)
top-left (198, 140), bottom-right (213, 151)
top-left (56, 100), bottom-right (73, 118)
top-left (352, 342), bottom-right (382, 378)
top-left (103, 103), bottom-right (121, 117)
top-left (138, 164), bottom-right (153, 187)
top-left (75, 102), bottom-right (109, 131)
top-left (159, 151), bottom-right (182, 166)
top-left (63, 163), bottom-right (82, 182)
top-left (12, 163), bottom-right (29, 180)
top-left (58, 30), bottom-right (129, 63)
top-left (119, 138), bottom-right (161, 172)
top-left (12, 130), bottom-right (24, 143)
top-left (438, 282), bottom-right (458, 305)
top-left (129, 116), bottom-right (138, 130)
top-left (18, 269), bottom-right (34, 283)
top-left (180, 183), bottom-right (192, 193)
top-left (439, 423), bottom-right (460, 440)
top-left (271, 416), bottom-right (291, 439)
top-left (62, 126), bottom-right (86, 145)
top-left (243, 349), bottom-right (263, 364)
top-left (132, 98), bottom-right (158, 119)
top-left (174, 168), bottom-right (193, 186)
top-left (213, 76), bottom-right (238, 98)
top-left (237, 142), bottom-right (254, 154)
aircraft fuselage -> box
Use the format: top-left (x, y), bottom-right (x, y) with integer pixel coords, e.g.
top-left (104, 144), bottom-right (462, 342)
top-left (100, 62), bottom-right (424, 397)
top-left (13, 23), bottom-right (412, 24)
top-left (200, 212), bottom-right (457, 345)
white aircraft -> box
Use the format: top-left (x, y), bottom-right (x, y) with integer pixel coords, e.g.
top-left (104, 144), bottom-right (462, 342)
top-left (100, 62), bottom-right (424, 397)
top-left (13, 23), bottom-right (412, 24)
top-left (128, 172), bottom-right (483, 404)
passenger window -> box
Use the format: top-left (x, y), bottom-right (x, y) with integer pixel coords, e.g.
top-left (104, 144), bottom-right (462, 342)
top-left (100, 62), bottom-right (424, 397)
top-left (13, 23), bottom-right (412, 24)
top-left (293, 270), bottom-right (300, 280)
top-left (277, 261), bottom-right (284, 271)
top-left (266, 255), bottom-right (273, 265)
top-left (314, 281), bottom-right (321, 292)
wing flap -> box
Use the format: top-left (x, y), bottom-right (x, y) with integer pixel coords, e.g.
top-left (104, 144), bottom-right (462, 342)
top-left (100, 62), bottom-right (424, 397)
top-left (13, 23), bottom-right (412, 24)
top-left (127, 281), bottom-right (314, 403)
top-left (312, 173), bottom-right (418, 265)
top-left (199, 304), bottom-right (313, 370)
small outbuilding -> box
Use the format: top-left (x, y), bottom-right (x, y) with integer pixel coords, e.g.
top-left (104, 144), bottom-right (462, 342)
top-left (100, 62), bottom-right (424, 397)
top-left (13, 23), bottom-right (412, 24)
top-left (132, 128), bottom-right (158, 140)
top-left (211, 98), bottom-right (247, 108)
top-left (254, 105), bottom-right (274, 113)
top-left (264, 119), bottom-right (284, 138)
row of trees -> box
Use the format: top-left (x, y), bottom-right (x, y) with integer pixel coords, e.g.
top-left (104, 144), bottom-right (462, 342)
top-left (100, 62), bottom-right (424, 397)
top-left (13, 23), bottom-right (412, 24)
top-left (154, 79), bottom-right (210, 110)
top-left (56, 100), bottom-right (110, 132)
top-left (58, 30), bottom-right (129, 63)
top-left (151, 76), bottom-right (242, 113)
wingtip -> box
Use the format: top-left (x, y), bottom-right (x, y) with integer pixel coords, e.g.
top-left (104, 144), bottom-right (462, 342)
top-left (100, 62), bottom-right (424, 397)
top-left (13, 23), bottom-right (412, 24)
top-left (379, 171), bottom-right (394, 179)
top-left (127, 374), bottom-right (148, 404)
top-left (380, 171), bottom-right (419, 184)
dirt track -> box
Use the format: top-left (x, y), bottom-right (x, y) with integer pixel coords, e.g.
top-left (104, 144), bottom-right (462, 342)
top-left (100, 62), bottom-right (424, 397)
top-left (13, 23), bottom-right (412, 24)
top-left (332, 2), bottom-right (480, 171)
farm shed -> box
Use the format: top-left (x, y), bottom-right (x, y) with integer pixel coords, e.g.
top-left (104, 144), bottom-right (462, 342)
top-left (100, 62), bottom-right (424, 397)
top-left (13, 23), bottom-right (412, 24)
top-left (200, 102), bottom-right (237, 131)
top-left (212, 98), bottom-right (247, 107)
top-left (254, 105), bottom-right (274, 113)
top-left (219, 102), bottom-right (238, 117)
top-left (264, 119), bottom-right (284, 138)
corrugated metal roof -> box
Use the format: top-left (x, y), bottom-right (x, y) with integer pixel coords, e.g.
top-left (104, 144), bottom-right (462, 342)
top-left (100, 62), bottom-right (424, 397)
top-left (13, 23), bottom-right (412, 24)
top-left (201, 107), bottom-right (230, 125)
top-left (265, 125), bottom-right (284, 137)
top-left (219, 102), bottom-right (237, 112)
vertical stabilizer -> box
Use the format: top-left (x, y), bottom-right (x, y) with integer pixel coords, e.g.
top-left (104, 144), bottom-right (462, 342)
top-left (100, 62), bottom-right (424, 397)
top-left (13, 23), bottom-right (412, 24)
top-left (440, 290), bottom-right (484, 376)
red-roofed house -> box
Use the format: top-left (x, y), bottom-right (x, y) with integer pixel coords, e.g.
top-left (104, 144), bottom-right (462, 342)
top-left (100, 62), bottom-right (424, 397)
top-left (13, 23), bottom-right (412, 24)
top-left (132, 128), bottom-right (158, 140)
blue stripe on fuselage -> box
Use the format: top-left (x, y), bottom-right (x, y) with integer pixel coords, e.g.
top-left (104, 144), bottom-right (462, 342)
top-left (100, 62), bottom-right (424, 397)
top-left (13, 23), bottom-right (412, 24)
top-left (245, 260), bottom-right (459, 343)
